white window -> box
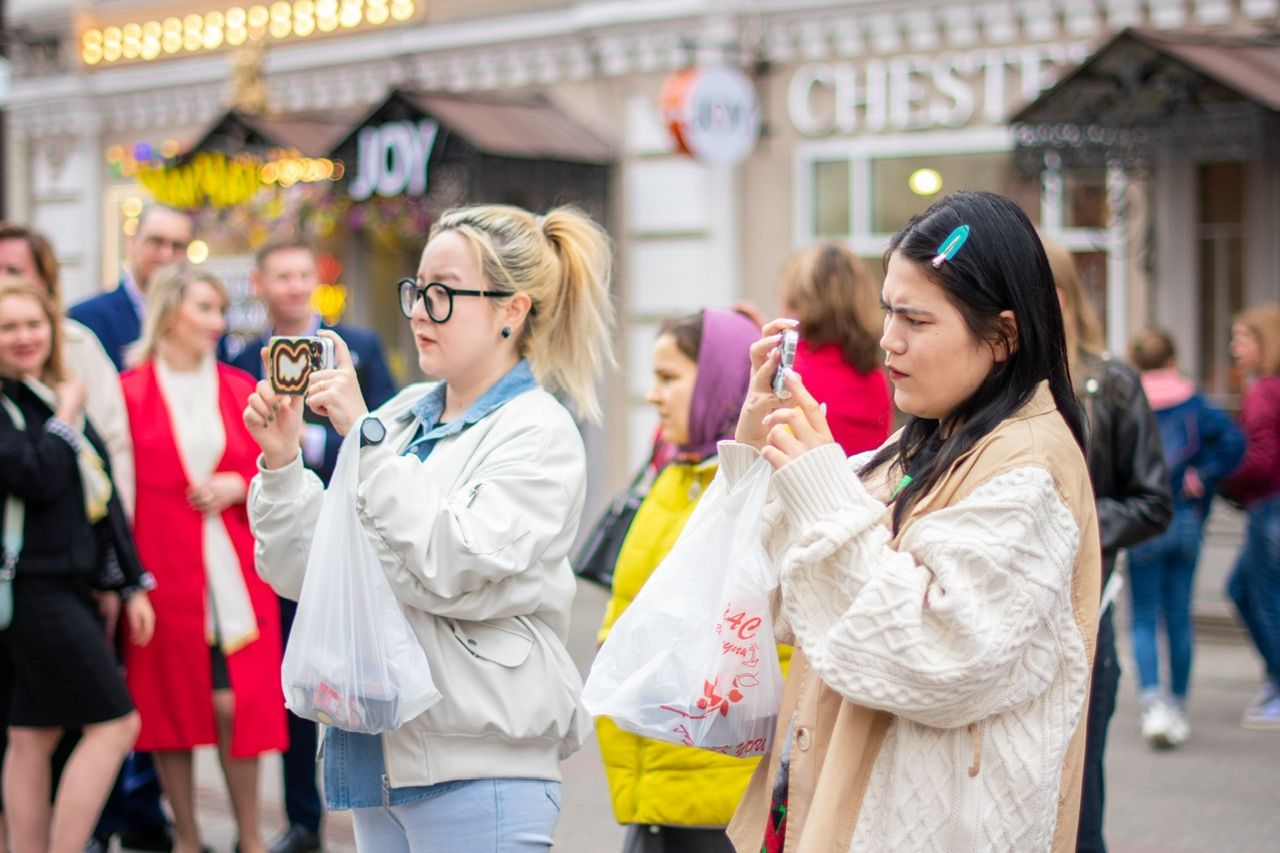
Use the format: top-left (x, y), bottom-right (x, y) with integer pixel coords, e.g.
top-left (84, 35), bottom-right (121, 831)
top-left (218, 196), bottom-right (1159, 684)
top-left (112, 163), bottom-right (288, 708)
top-left (796, 128), bottom-right (1117, 345)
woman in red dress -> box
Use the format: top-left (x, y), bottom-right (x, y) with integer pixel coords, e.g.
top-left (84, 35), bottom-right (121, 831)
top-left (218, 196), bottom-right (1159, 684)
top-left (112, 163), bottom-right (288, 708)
top-left (777, 240), bottom-right (892, 454)
top-left (121, 263), bottom-right (286, 853)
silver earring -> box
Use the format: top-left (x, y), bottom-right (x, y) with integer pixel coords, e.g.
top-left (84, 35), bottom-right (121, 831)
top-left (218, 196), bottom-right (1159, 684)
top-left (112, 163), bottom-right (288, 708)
top-left (500, 326), bottom-right (512, 340)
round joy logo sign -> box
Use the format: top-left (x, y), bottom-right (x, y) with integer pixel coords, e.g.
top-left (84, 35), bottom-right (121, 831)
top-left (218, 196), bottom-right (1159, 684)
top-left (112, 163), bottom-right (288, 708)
top-left (661, 65), bottom-right (761, 167)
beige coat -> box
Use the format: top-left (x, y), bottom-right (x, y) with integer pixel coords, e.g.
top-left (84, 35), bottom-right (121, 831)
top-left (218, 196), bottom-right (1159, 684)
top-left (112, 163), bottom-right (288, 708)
top-left (62, 319), bottom-right (134, 516)
top-left (723, 383), bottom-right (1101, 852)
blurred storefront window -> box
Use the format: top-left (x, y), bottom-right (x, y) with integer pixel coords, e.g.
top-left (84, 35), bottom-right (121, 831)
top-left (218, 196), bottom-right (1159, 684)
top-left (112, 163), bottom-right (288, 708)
top-left (1062, 168), bottom-right (1108, 230)
top-left (811, 160), bottom-right (850, 238)
top-left (870, 151), bottom-right (1040, 234)
top-left (1198, 162), bottom-right (1246, 396)
top-left (794, 131), bottom-right (1049, 253)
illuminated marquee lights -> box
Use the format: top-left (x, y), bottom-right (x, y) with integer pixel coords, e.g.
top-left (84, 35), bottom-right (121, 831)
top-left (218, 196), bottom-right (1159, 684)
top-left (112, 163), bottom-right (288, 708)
top-left (133, 150), bottom-right (346, 209)
top-left (82, 0), bottom-right (416, 66)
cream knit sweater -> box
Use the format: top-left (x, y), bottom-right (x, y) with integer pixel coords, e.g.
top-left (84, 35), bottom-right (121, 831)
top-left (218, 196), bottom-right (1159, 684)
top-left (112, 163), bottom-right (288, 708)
top-left (724, 440), bottom-right (1092, 851)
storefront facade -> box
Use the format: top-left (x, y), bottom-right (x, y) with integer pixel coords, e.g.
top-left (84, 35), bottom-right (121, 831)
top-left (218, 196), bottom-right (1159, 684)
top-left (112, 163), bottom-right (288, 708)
top-left (1012, 23), bottom-right (1280, 396)
top-left (4, 0), bottom-right (1278, 496)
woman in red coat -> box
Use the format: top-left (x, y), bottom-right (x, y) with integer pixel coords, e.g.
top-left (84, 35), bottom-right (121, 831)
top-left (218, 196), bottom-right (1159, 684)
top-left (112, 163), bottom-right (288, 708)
top-left (777, 241), bottom-right (892, 454)
top-left (122, 263), bottom-right (286, 853)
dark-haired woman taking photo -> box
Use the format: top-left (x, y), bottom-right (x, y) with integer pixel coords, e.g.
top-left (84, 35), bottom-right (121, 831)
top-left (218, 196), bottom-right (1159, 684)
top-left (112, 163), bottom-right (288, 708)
top-left (711, 192), bottom-right (1101, 852)
top-left (776, 241), bottom-right (891, 455)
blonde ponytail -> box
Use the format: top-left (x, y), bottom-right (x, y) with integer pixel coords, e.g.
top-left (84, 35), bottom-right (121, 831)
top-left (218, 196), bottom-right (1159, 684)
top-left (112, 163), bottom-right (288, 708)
top-left (533, 207), bottom-right (616, 421)
top-left (430, 204), bottom-right (616, 421)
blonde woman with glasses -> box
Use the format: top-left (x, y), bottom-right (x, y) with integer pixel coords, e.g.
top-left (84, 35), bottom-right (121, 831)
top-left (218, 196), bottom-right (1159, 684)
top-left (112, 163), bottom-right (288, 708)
top-left (246, 204), bottom-right (615, 852)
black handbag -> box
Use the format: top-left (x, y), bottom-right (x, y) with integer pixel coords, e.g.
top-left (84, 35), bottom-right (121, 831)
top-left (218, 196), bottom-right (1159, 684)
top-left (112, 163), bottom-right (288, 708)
top-left (572, 456), bottom-right (657, 589)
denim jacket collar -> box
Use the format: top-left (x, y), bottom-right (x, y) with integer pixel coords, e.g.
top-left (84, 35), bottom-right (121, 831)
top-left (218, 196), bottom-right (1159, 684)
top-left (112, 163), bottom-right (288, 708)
top-left (404, 359), bottom-right (536, 455)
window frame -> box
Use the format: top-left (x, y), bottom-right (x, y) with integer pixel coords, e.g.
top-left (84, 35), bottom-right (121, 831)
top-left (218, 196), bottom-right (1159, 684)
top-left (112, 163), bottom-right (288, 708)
top-left (794, 128), bottom-right (1123, 348)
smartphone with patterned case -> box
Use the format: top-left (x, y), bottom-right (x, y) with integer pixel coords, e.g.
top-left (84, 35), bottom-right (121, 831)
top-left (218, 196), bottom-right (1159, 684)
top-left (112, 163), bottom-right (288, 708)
top-left (268, 336), bottom-right (337, 395)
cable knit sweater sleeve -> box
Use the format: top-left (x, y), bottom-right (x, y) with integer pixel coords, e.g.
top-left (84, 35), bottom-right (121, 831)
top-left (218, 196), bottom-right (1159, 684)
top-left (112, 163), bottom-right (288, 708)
top-left (770, 443), bottom-right (1081, 730)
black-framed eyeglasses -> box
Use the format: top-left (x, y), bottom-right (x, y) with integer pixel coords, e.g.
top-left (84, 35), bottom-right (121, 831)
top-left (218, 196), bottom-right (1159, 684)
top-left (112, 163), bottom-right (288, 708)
top-left (397, 278), bottom-right (515, 322)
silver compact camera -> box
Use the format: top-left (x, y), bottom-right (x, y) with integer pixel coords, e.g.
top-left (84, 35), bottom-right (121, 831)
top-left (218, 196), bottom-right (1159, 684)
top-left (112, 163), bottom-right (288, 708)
top-left (773, 330), bottom-right (799, 399)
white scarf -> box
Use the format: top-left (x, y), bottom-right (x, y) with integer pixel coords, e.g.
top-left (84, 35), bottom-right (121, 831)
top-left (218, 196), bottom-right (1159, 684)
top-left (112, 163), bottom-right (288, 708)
top-left (155, 356), bottom-right (258, 654)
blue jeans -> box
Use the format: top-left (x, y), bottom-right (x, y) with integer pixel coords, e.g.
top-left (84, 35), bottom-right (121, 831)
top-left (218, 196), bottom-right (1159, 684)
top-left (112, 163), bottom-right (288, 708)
top-left (279, 597), bottom-right (322, 833)
top-left (1227, 494), bottom-right (1280, 685)
top-left (351, 778), bottom-right (561, 853)
top-left (1127, 509), bottom-right (1201, 700)
top-left (1077, 607), bottom-right (1119, 853)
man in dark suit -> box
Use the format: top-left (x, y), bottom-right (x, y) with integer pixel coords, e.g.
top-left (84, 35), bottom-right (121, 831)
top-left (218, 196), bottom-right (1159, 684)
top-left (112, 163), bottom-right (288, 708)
top-left (220, 236), bottom-right (396, 853)
top-left (68, 205), bottom-right (193, 853)
top-left (69, 204), bottom-right (194, 370)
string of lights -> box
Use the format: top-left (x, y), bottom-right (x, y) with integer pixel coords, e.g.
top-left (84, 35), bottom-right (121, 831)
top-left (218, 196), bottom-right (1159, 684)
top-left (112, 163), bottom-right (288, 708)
top-left (81, 0), bottom-right (417, 67)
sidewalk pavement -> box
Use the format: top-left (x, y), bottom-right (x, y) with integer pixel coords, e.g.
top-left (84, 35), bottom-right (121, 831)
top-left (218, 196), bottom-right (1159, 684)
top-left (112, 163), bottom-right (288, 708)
top-left (178, 555), bottom-right (1276, 853)
top-left (1105, 614), bottom-right (1280, 853)
top-left (1189, 501), bottom-right (1250, 641)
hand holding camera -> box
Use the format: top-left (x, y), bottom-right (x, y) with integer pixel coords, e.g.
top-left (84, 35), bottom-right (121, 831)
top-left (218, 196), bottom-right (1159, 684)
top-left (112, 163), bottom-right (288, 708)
top-left (734, 318), bottom-right (802, 450)
top-left (246, 330), bottom-right (368, 465)
top-left (244, 372), bottom-right (306, 470)
top-left (267, 335), bottom-right (337, 395)
top-left (761, 370), bottom-right (836, 471)
top-left (245, 334), bottom-right (317, 467)
top-left (300, 330), bottom-right (368, 437)
top-left (772, 329), bottom-right (799, 399)
top-left (733, 320), bottom-right (835, 466)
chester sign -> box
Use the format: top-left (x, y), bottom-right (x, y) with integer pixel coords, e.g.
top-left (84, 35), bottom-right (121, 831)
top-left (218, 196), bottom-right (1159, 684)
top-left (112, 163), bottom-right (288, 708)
top-left (787, 42), bottom-right (1089, 136)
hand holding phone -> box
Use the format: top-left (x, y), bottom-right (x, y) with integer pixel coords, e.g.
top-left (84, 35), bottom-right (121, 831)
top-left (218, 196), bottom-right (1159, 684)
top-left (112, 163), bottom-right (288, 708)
top-left (773, 330), bottom-right (798, 398)
top-left (269, 336), bottom-right (337, 395)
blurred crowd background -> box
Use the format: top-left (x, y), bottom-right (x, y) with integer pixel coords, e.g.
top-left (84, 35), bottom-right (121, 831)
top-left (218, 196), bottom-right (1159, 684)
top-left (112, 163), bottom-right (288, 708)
top-left (0, 0), bottom-right (1276, 504)
top-left (2, 3), bottom-right (1280, 852)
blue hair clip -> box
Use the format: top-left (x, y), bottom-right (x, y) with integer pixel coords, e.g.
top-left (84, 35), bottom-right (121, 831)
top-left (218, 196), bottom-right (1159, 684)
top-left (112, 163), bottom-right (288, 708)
top-left (931, 225), bottom-right (971, 269)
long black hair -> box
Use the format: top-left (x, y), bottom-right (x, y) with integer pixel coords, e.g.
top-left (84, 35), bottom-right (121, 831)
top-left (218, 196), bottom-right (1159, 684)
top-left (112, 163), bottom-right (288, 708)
top-left (861, 191), bottom-right (1086, 533)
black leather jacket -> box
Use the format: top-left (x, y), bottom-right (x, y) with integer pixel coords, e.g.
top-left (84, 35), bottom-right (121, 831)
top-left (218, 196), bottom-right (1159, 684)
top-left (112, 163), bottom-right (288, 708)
top-left (1077, 351), bottom-right (1173, 580)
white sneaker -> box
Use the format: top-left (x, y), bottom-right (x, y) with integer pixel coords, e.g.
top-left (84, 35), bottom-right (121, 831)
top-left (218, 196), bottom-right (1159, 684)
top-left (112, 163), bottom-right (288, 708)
top-left (1246, 680), bottom-right (1280, 713)
top-left (1141, 699), bottom-right (1173, 748)
top-left (1242, 696), bottom-right (1280, 731)
top-left (1164, 705), bottom-right (1189, 747)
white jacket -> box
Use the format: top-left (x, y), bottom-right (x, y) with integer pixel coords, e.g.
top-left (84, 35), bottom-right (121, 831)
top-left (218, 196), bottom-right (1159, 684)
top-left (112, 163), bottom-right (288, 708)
top-left (248, 382), bottom-right (591, 788)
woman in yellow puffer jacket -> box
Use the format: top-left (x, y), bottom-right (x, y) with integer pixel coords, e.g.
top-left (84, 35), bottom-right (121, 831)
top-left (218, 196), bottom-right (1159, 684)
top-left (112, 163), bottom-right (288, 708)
top-left (596, 309), bottom-right (790, 853)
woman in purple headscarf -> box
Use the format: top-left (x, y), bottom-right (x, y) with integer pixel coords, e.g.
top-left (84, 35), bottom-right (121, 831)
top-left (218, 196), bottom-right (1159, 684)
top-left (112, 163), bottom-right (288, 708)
top-left (595, 310), bottom-right (793, 853)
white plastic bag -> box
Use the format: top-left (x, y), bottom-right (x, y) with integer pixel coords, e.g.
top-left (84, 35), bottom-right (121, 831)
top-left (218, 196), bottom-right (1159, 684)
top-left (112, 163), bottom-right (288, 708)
top-left (281, 429), bottom-right (441, 733)
top-left (582, 458), bottom-right (782, 758)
